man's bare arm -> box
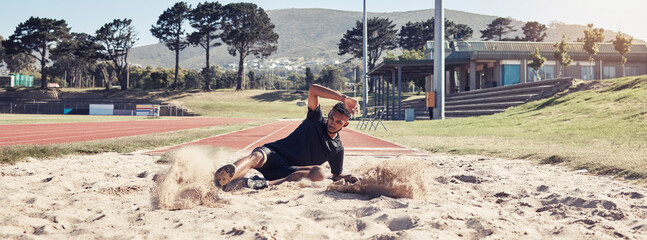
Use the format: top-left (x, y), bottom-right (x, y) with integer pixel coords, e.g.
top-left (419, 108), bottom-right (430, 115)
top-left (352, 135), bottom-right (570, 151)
top-left (308, 84), bottom-right (359, 114)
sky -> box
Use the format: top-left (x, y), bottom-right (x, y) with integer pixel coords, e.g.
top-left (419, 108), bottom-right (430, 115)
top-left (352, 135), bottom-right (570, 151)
top-left (1, 0), bottom-right (646, 46)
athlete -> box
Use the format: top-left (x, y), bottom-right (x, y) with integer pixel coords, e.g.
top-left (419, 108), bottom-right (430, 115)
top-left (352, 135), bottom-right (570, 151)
top-left (214, 84), bottom-right (360, 190)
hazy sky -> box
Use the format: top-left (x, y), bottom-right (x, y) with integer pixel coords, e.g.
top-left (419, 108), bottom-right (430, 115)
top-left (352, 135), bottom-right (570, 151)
top-left (1, 0), bottom-right (645, 46)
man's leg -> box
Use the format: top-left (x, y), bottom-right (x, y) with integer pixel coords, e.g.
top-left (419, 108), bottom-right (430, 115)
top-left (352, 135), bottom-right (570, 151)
top-left (214, 150), bottom-right (265, 187)
top-left (269, 165), bottom-right (325, 185)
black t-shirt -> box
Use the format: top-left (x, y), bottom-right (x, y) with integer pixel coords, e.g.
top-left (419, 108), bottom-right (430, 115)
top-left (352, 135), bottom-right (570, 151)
top-left (265, 105), bottom-right (344, 175)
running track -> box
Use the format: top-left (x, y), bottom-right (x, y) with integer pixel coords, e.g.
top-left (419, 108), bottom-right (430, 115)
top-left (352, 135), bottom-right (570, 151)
top-left (0, 117), bottom-right (254, 147)
top-left (148, 119), bottom-right (421, 156)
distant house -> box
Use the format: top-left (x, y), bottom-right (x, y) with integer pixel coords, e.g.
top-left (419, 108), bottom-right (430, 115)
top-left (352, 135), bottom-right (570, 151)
top-left (369, 41), bottom-right (647, 94)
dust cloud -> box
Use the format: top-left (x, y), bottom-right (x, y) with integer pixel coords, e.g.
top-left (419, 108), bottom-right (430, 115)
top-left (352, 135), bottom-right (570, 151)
top-left (151, 146), bottom-right (232, 210)
top-left (327, 157), bottom-right (437, 199)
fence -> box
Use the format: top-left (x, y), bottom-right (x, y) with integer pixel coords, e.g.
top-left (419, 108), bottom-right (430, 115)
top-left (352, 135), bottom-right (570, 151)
top-left (0, 101), bottom-right (191, 116)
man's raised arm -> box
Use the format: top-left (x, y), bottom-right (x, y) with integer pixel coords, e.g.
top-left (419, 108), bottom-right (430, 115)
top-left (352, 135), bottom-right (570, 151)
top-left (307, 84), bottom-right (359, 114)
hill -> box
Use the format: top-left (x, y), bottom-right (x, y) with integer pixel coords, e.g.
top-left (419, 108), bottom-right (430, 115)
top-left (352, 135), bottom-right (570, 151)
top-left (129, 8), bottom-right (643, 69)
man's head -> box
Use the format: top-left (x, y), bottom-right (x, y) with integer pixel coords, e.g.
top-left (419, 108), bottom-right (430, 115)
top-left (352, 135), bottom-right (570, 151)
top-left (327, 102), bottom-right (351, 135)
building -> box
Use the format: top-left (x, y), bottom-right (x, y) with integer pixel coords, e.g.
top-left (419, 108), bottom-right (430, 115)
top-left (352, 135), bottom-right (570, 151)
top-left (368, 41), bottom-right (647, 119)
top-left (426, 41), bottom-right (647, 94)
top-left (0, 74), bottom-right (34, 87)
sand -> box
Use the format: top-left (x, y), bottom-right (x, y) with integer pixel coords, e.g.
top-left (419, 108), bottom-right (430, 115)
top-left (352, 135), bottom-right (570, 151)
top-left (1, 146), bottom-right (646, 239)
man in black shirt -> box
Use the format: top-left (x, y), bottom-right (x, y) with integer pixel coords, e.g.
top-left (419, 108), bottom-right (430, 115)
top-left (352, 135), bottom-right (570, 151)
top-left (214, 84), bottom-right (360, 190)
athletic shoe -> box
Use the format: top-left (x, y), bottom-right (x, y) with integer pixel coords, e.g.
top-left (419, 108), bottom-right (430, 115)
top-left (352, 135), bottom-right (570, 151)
top-left (221, 177), bottom-right (269, 192)
top-left (214, 164), bottom-right (236, 187)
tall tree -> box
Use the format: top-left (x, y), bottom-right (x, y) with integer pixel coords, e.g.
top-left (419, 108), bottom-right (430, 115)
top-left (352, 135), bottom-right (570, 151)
top-left (188, 1), bottom-right (224, 91)
top-left (3, 17), bottom-right (70, 89)
top-left (450, 23), bottom-right (473, 41)
top-left (522, 21), bottom-right (547, 42)
top-left (528, 48), bottom-right (546, 81)
top-left (339, 17), bottom-right (397, 71)
top-left (95, 18), bottom-right (138, 90)
top-left (612, 32), bottom-right (633, 77)
top-left (581, 23), bottom-right (604, 80)
top-left (553, 35), bottom-right (573, 78)
top-left (398, 21), bottom-right (426, 51)
top-left (51, 33), bottom-right (102, 87)
top-left (480, 17), bottom-right (516, 41)
top-left (398, 18), bottom-right (472, 51)
top-left (222, 2), bottom-right (279, 91)
top-left (151, 2), bottom-right (192, 90)
top-left (0, 35), bottom-right (6, 70)
top-left (305, 67), bottom-right (314, 88)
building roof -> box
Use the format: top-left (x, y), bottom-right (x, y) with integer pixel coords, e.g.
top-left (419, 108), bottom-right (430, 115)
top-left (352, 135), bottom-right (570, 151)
top-left (370, 40), bottom-right (647, 77)
top-left (368, 59), bottom-right (434, 77)
top-left (430, 40), bottom-right (647, 62)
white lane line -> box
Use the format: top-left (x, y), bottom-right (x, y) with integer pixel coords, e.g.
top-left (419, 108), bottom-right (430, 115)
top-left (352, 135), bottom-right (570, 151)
top-left (233, 120), bottom-right (298, 155)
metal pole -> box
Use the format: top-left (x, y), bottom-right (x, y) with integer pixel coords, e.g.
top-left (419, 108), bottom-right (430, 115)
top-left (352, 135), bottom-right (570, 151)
top-left (398, 66), bottom-right (402, 120)
top-left (433, 0), bottom-right (446, 119)
top-left (362, 0), bottom-right (368, 117)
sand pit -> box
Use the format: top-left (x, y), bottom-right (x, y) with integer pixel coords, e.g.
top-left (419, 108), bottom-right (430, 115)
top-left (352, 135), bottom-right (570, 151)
top-left (1, 149), bottom-right (646, 239)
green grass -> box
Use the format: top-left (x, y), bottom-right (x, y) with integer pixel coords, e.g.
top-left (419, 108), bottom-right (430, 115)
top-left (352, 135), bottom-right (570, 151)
top-left (356, 76), bottom-right (647, 181)
top-left (0, 120), bottom-right (265, 164)
top-left (3, 77), bottom-right (647, 183)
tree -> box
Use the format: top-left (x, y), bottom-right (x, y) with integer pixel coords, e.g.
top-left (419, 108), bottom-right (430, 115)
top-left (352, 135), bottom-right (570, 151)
top-left (581, 23), bottom-right (604, 80)
top-left (316, 65), bottom-right (347, 90)
top-left (450, 24), bottom-right (473, 41)
top-left (188, 1), bottom-right (224, 91)
top-left (305, 67), bottom-right (315, 88)
top-left (95, 18), bottom-right (138, 90)
top-left (398, 21), bottom-right (427, 51)
top-left (51, 33), bottom-right (102, 87)
top-left (222, 2), bottom-right (279, 91)
top-left (398, 18), bottom-right (472, 51)
top-left (339, 17), bottom-right (397, 92)
top-left (0, 35), bottom-right (6, 69)
top-left (480, 17), bottom-right (516, 41)
top-left (522, 21), bottom-right (547, 42)
top-left (553, 35), bottom-right (573, 78)
top-left (3, 17), bottom-right (70, 89)
top-left (612, 32), bottom-right (633, 77)
top-left (287, 72), bottom-right (305, 90)
top-left (151, 1), bottom-right (192, 90)
top-left (528, 48), bottom-right (546, 81)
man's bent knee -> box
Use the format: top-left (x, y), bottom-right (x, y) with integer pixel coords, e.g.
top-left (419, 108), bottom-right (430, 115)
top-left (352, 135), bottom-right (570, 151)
top-left (308, 166), bottom-right (325, 181)
top-left (250, 151), bottom-right (266, 169)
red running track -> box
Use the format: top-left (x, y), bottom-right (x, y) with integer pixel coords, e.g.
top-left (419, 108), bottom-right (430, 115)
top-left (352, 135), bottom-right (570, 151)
top-left (0, 117), bottom-right (255, 147)
top-left (148, 119), bottom-right (422, 156)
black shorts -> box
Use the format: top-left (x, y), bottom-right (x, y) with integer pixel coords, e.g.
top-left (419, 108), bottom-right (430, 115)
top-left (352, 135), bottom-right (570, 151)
top-left (254, 146), bottom-right (298, 181)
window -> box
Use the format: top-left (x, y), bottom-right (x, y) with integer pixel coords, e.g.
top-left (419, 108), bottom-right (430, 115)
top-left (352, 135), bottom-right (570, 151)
top-left (502, 65), bottom-right (520, 86)
top-left (625, 65), bottom-right (640, 76)
top-left (581, 65), bottom-right (595, 80)
top-left (602, 66), bottom-right (616, 79)
top-left (527, 65), bottom-right (555, 82)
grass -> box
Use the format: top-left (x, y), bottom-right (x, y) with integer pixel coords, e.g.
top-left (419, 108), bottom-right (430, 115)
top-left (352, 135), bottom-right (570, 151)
top-left (0, 120), bottom-right (265, 164)
top-left (357, 76), bottom-right (647, 181)
top-left (2, 77), bottom-right (646, 183)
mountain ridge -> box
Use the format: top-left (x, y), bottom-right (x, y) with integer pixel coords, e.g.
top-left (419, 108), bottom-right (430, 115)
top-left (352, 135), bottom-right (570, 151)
top-left (129, 8), bottom-right (642, 69)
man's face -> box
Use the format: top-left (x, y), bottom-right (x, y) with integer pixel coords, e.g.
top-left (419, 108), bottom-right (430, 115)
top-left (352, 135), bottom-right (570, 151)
top-left (327, 110), bottom-right (350, 134)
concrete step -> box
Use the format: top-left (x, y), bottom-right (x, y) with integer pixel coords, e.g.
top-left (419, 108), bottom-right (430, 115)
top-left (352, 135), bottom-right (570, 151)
top-left (447, 78), bottom-right (574, 98)
top-left (445, 109), bottom-right (504, 117)
top-left (445, 101), bottom-right (526, 111)
top-left (446, 85), bottom-right (552, 101)
top-left (446, 94), bottom-right (537, 106)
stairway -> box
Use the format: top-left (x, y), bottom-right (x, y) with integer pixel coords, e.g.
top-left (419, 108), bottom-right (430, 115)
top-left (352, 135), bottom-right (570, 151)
top-left (398, 78), bottom-right (575, 119)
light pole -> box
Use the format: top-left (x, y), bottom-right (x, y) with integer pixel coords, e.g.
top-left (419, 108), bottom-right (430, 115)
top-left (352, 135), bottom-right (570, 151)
top-left (362, 0), bottom-right (368, 117)
top-left (433, 0), bottom-right (446, 119)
